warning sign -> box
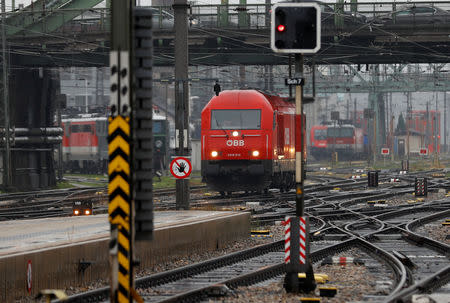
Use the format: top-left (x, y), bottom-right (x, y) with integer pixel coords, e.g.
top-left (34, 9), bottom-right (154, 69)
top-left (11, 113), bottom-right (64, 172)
top-left (170, 157), bottom-right (192, 179)
top-left (381, 148), bottom-right (389, 155)
top-left (27, 260), bottom-right (32, 294)
top-left (419, 148), bottom-right (428, 155)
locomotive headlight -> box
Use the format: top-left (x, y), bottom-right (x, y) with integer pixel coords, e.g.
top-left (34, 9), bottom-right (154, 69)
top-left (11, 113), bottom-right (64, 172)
top-left (232, 131), bottom-right (239, 137)
top-left (211, 151), bottom-right (218, 157)
top-left (84, 209), bottom-right (91, 215)
top-left (73, 209), bottom-right (80, 216)
top-left (252, 150), bottom-right (260, 157)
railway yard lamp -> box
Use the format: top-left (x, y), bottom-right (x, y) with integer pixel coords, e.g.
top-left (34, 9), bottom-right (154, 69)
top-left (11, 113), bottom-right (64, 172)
top-left (271, 2), bottom-right (321, 294)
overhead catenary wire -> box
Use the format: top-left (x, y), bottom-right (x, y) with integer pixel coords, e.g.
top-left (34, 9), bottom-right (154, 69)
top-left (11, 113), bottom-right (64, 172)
top-left (0, 4), bottom-right (448, 69)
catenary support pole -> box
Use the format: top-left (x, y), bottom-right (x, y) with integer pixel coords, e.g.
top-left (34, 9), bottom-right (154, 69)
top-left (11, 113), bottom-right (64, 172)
top-left (444, 92), bottom-right (447, 153)
top-left (174, 0), bottom-right (190, 210)
top-left (1, 0), bottom-right (11, 190)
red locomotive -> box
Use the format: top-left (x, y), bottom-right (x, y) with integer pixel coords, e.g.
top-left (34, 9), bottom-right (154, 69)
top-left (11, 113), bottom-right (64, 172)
top-left (326, 124), bottom-right (365, 159)
top-left (62, 115), bottom-right (108, 173)
top-left (309, 123), bottom-right (366, 160)
top-left (201, 89), bottom-right (303, 195)
top-left (310, 125), bottom-right (328, 160)
top-left (62, 109), bottom-right (170, 174)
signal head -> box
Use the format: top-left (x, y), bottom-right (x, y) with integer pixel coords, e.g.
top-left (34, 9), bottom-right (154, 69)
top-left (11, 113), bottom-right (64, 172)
top-left (271, 3), bottom-right (321, 54)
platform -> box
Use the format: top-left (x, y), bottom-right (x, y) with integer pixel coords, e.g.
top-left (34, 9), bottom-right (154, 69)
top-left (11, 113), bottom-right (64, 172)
top-left (0, 210), bottom-right (250, 301)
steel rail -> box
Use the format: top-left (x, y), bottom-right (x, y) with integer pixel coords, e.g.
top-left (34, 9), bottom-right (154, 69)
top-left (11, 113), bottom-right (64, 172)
top-left (154, 236), bottom-right (406, 303)
top-left (59, 240), bottom-right (284, 303)
top-left (383, 265), bottom-right (450, 303)
top-left (405, 208), bottom-right (450, 232)
top-left (60, 226), bottom-right (407, 303)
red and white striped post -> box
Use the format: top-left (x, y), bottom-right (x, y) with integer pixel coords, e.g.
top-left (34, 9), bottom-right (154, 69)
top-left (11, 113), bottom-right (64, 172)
top-left (284, 216), bottom-right (300, 292)
top-left (299, 216), bottom-right (306, 264)
top-left (284, 217), bottom-right (308, 265)
top-left (284, 217), bottom-right (291, 264)
top-left (284, 215), bottom-right (316, 293)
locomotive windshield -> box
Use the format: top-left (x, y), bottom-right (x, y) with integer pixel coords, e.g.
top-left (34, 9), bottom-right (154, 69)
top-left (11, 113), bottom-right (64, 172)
top-left (327, 127), bottom-right (354, 138)
top-left (211, 109), bottom-right (261, 130)
top-left (70, 124), bottom-right (92, 133)
top-left (314, 129), bottom-right (327, 140)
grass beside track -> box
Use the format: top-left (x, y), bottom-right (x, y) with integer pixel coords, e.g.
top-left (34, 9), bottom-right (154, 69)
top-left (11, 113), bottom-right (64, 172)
top-left (56, 181), bottom-right (76, 189)
top-left (59, 172), bottom-right (205, 190)
top-left (65, 173), bottom-right (107, 179)
top-left (152, 172), bottom-right (204, 189)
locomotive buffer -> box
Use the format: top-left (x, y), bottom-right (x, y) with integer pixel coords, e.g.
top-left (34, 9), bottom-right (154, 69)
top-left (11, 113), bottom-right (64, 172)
top-left (271, 2), bottom-right (321, 293)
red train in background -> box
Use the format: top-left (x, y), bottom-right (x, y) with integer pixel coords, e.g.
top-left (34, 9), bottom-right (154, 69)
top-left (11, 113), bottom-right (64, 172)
top-left (62, 115), bottom-right (108, 173)
top-left (327, 124), bottom-right (365, 159)
top-left (310, 125), bottom-right (328, 160)
top-left (310, 124), bottom-right (365, 160)
top-left (62, 108), bottom-right (169, 174)
top-left (201, 89), bottom-right (305, 195)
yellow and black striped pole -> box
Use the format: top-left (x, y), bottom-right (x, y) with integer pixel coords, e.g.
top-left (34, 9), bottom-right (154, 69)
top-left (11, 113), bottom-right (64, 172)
top-left (110, 2), bottom-right (155, 302)
top-left (108, 114), bottom-right (132, 302)
top-left (109, 0), bottom-right (134, 300)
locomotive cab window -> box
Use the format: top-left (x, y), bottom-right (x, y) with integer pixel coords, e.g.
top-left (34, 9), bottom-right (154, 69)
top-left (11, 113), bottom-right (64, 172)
top-left (70, 124), bottom-right (92, 133)
top-left (327, 127), bottom-right (354, 138)
top-left (314, 129), bottom-right (326, 140)
top-left (211, 109), bottom-right (261, 130)
top-left (340, 127), bottom-right (354, 137)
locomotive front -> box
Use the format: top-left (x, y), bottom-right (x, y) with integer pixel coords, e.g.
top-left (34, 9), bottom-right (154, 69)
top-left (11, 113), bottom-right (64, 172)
top-left (201, 90), bottom-right (275, 194)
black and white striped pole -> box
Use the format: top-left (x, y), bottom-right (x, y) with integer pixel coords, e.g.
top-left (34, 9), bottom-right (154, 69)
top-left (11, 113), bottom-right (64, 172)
top-left (271, 2), bottom-right (320, 293)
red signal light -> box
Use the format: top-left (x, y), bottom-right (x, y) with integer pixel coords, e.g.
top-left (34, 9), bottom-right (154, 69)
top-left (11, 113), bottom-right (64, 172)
top-left (277, 24), bottom-right (286, 32)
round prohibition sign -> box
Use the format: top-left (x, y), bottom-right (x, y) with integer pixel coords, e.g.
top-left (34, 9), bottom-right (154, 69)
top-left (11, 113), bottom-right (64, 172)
top-left (170, 157), bottom-right (192, 179)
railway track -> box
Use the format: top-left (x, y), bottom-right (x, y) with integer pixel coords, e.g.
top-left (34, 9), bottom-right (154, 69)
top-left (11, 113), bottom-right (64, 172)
top-left (59, 229), bottom-right (412, 303)
top-left (0, 185), bottom-right (209, 220)
top-left (56, 171), bottom-right (449, 302)
top-left (0, 187), bottom-right (104, 219)
top-left (6, 169), bottom-right (439, 220)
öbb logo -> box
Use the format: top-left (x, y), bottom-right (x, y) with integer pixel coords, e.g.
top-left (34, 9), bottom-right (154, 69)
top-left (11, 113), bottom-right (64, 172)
top-left (226, 140), bottom-right (244, 147)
